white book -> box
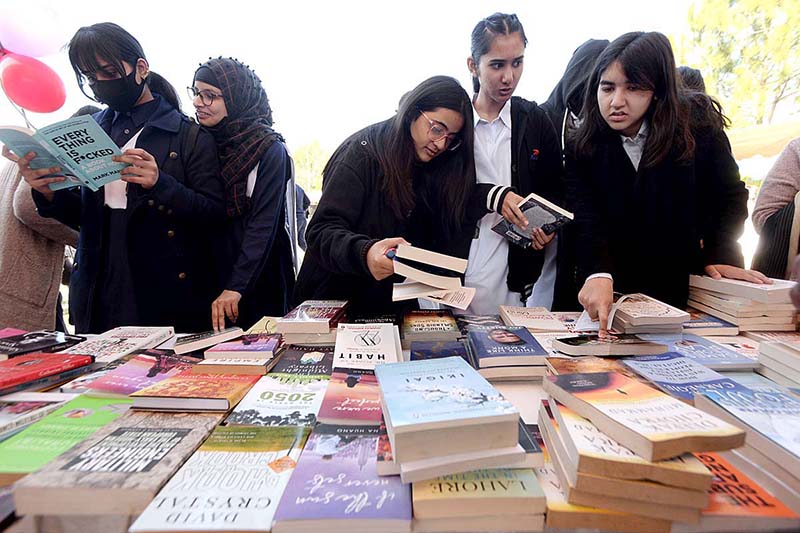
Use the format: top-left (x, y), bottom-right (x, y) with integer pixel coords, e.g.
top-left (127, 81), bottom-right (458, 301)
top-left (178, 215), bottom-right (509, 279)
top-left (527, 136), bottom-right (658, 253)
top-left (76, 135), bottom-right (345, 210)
top-left (689, 275), bottom-right (795, 304)
top-left (226, 373), bottom-right (328, 427)
top-left (399, 444), bottom-right (526, 483)
top-left (500, 306), bottom-right (569, 332)
top-left (0, 392), bottom-right (77, 442)
top-left (333, 323), bottom-right (401, 371)
top-left (65, 326), bottom-right (175, 363)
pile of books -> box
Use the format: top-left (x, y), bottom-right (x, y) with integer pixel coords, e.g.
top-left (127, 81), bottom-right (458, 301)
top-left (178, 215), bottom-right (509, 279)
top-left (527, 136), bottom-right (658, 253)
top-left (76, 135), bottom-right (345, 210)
top-left (400, 309), bottom-right (460, 349)
top-left (464, 325), bottom-right (549, 380)
top-left (689, 275), bottom-right (797, 332)
top-left (610, 293), bottom-right (690, 334)
top-left (276, 300), bottom-right (348, 344)
top-left (757, 340), bottom-right (800, 387)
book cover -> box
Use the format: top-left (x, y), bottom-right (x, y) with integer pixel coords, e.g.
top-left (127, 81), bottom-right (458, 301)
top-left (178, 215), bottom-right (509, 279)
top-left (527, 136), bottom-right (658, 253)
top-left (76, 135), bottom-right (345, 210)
top-left (531, 332), bottom-right (573, 356)
top-left (317, 367), bottom-right (382, 425)
top-left (401, 309), bottom-right (459, 337)
top-left (684, 309), bottom-right (739, 335)
top-left (173, 327), bottom-right (243, 355)
top-left (273, 424), bottom-right (411, 525)
top-left (130, 372), bottom-right (259, 411)
top-left (552, 333), bottom-right (668, 357)
top-left (204, 333), bottom-right (281, 358)
top-left (0, 353), bottom-right (94, 395)
top-left (129, 425), bottom-right (309, 532)
top-left (500, 306), bottom-right (568, 332)
top-left (0, 115), bottom-right (127, 191)
top-left (334, 323), bottom-right (400, 370)
top-left (409, 340), bottom-right (471, 363)
top-left (68, 326), bottom-right (175, 363)
top-left (518, 420), bottom-right (543, 466)
top-left (709, 336), bottom-right (760, 359)
top-left (86, 350), bottom-right (197, 397)
top-left (0, 327), bottom-right (26, 338)
top-left (551, 312), bottom-right (582, 333)
top-left (0, 395), bottom-right (131, 482)
top-left (614, 294), bottom-right (690, 325)
top-left (455, 314), bottom-right (504, 335)
top-left (375, 356), bottom-right (518, 432)
top-left (59, 352), bottom-right (139, 393)
top-left (467, 326), bottom-right (548, 367)
top-left (376, 417), bottom-right (398, 474)
top-left (0, 330), bottom-right (84, 357)
top-left (226, 373), bottom-right (328, 427)
top-left (13, 411), bottom-right (222, 516)
top-left (270, 345), bottom-right (334, 377)
top-left (245, 316), bottom-right (279, 334)
top-left (689, 275), bottom-right (794, 304)
top-left (545, 355), bottom-right (638, 379)
top-left (544, 372), bottom-right (745, 461)
top-left (638, 333), bottom-right (758, 370)
top-left (277, 300), bottom-right (347, 333)
top-left (622, 353), bottom-right (740, 403)
top-left (0, 393), bottom-right (74, 441)
top-left (491, 192), bottom-right (573, 249)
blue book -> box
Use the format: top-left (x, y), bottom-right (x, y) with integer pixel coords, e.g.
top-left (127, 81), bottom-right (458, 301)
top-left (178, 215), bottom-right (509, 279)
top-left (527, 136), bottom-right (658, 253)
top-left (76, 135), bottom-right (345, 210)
top-left (622, 352), bottom-right (740, 403)
top-left (467, 326), bottom-right (548, 368)
top-left (683, 309), bottom-right (738, 335)
top-left (0, 116), bottom-right (126, 192)
top-left (409, 340), bottom-right (472, 364)
top-left (637, 333), bottom-right (757, 370)
top-left (696, 382), bottom-right (800, 477)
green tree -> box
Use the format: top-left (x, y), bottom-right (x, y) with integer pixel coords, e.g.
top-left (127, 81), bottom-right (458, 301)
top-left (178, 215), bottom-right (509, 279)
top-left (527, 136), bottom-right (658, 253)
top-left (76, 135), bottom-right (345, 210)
top-left (677, 0), bottom-right (800, 126)
top-left (292, 140), bottom-right (330, 194)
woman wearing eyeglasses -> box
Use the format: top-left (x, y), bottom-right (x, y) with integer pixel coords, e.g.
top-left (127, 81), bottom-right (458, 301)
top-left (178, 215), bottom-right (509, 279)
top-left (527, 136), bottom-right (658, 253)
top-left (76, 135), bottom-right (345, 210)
top-left (463, 13), bottom-right (565, 315)
top-left (189, 57), bottom-right (295, 331)
top-left (294, 76), bottom-right (518, 315)
top-left (3, 23), bottom-right (224, 334)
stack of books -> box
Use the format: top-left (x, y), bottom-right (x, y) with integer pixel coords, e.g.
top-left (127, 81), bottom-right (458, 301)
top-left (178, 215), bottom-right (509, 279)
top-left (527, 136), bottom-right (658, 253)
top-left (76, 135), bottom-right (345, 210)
top-left (684, 308), bottom-right (739, 336)
top-left (400, 309), bottom-right (460, 349)
top-left (276, 300), bottom-right (348, 345)
top-left (499, 306), bottom-right (569, 334)
top-left (611, 294), bottom-right (690, 334)
top-left (757, 340), bottom-right (800, 387)
top-left (374, 356), bottom-right (524, 482)
top-left (465, 325), bottom-right (549, 381)
top-left (689, 275), bottom-right (797, 332)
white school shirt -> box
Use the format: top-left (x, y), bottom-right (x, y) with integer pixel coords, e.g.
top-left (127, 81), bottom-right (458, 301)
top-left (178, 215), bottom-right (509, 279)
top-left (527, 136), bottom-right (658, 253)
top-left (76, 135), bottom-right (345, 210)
top-left (103, 129), bottom-right (143, 209)
top-left (464, 99), bottom-right (519, 315)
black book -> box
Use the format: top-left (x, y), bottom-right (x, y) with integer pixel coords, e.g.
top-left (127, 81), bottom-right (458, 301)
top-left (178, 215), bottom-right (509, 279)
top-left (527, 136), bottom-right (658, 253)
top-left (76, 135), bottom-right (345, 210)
top-left (0, 330), bottom-right (85, 359)
top-left (491, 192), bottom-right (573, 249)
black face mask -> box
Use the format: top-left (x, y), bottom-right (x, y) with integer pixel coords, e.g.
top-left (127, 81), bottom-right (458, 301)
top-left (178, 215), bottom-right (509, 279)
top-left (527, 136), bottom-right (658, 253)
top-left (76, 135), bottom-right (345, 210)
top-left (91, 70), bottom-right (145, 112)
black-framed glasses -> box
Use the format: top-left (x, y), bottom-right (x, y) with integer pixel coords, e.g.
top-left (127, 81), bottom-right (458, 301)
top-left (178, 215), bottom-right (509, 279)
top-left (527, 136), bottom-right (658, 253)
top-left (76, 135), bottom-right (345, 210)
top-left (419, 110), bottom-right (462, 151)
top-left (187, 86), bottom-right (224, 106)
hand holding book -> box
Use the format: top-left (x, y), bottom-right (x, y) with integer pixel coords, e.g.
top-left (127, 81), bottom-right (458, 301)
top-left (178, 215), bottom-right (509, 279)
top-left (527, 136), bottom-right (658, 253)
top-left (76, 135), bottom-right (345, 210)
top-left (500, 190), bottom-right (529, 229)
top-left (704, 264), bottom-right (771, 285)
top-left (367, 236), bottom-right (409, 280)
top-left (115, 148), bottom-right (160, 189)
top-left (2, 145), bottom-right (62, 201)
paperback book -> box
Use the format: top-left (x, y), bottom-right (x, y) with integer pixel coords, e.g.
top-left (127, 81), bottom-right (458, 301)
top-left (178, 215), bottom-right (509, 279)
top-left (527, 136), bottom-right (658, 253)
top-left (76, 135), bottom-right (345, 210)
top-left (0, 329), bottom-right (84, 358)
top-left (203, 332), bottom-right (282, 359)
top-left (317, 367), bottom-right (382, 426)
top-left (0, 352), bottom-right (95, 396)
top-left (499, 306), bottom-right (568, 332)
top-left (466, 326), bottom-right (548, 367)
top-left (67, 326), bottom-right (175, 363)
top-left (86, 350), bottom-right (197, 397)
top-left (130, 372), bottom-right (259, 412)
top-left (0, 392), bottom-right (76, 442)
top-left (173, 327), bottom-right (243, 355)
top-left (59, 352), bottom-right (138, 393)
top-left (276, 300), bottom-right (347, 334)
top-left (226, 373), bottom-right (328, 427)
top-left (270, 345), bottom-right (334, 377)
top-left (334, 323), bottom-right (401, 370)
top-left (545, 356), bottom-right (639, 379)
top-left (409, 340), bottom-right (472, 364)
top-left (683, 309), bottom-right (739, 336)
top-left (400, 309), bottom-right (460, 348)
top-left (551, 333), bottom-right (667, 357)
top-left (689, 275), bottom-right (794, 304)
top-left (129, 425), bottom-right (309, 533)
top-left (638, 333), bottom-right (759, 370)
top-left (491, 192), bottom-right (573, 249)
top-left (454, 314), bottom-right (504, 335)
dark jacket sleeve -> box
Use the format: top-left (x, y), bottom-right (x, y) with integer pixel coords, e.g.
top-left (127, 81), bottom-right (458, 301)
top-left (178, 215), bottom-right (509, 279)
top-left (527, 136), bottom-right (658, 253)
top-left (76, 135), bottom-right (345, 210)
top-left (31, 187), bottom-right (84, 232)
top-left (148, 129), bottom-right (224, 220)
top-left (696, 127), bottom-right (747, 267)
top-left (305, 154), bottom-right (376, 278)
top-left (567, 149), bottom-right (614, 281)
top-left (226, 143), bottom-right (289, 294)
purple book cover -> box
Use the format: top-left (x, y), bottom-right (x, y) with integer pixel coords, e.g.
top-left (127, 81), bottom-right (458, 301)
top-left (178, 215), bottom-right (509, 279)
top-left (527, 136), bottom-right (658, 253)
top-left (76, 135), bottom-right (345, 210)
top-left (317, 368), bottom-right (382, 425)
top-left (274, 424), bottom-right (411, 523)
top-left (86, 350), bottom-right (197, 396)
top-left (205, 333), bottom-right (281, 356)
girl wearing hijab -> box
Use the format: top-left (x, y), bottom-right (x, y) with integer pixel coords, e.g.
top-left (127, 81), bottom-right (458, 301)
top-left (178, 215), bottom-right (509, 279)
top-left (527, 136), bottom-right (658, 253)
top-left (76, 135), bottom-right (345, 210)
top-left (569, 31), bottom-right (769, 332)
top-left (4, 22), bottom-right (224, 334)
top-left (190, 57), bottom-right (295, 331)
top-left (294, 76), bottom-right (526, 316)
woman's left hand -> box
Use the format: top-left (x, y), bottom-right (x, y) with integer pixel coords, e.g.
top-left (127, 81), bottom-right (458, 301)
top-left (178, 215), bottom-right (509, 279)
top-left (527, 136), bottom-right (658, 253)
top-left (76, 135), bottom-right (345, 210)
top-left (212, 290), bottom-right (242, 331)
top-left (114, 148), bottom-right (160, 189)
top-left (704, 264), bottom-right (772, 284)
top-left (530, 227), bottom-right (555, 251)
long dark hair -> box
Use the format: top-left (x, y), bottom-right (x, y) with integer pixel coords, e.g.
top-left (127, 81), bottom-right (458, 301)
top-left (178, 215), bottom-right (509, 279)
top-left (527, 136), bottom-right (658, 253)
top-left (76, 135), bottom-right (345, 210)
top-left (575, 32), bottom-right (693, 169)
top-left (68, 22), bottom-right (181, 111)
top-left (370, 76), bottom-right (476, 233)
top-left (469, 13), bottom-right (527, 94)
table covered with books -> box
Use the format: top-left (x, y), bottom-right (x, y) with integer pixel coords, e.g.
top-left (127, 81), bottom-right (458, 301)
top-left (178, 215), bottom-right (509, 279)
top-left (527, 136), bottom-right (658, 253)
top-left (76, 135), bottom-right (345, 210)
top-left (1, 275), bottom-right (799, 533)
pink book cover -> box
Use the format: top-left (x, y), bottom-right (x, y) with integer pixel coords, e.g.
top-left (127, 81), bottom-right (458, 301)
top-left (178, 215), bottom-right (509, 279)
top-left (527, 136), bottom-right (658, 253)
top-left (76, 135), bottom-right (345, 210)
top-left (0, 328), bottom-right (26, 339)
top-left (317, 368), bottom-right (382, 425)
top-left (87, 350), bottom-right (197, 396)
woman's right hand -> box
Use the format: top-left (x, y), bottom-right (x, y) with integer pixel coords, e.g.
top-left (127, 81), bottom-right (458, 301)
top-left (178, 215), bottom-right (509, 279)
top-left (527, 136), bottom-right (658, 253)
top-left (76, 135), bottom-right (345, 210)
top-left (2, 146), bottom-right (64, 202)
top-left (578, 276), bottom-right (614, 334)
top-left (366, 237), bottom-right (409, 281)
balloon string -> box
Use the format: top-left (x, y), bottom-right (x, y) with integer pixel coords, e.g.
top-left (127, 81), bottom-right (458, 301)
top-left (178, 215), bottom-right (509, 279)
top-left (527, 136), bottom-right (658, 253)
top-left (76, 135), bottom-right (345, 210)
top-left (0, 77), bottom-right (37, 130)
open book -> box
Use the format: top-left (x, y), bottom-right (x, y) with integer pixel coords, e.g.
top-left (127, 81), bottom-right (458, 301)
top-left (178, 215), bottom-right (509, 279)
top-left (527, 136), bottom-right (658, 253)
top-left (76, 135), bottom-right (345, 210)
top-left (391, 244), bottom-right (475, 310)
top-left (0, 115), bottom-right (126, 191)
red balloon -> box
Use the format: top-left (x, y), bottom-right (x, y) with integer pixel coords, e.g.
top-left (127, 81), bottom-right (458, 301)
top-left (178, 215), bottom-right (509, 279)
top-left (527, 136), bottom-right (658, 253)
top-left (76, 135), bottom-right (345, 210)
top-left (0, 52), bottom-right (65, 113)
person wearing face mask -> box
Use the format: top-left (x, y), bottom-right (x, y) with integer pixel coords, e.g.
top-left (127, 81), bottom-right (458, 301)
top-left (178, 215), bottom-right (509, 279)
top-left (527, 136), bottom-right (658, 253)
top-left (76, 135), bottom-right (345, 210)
top-left (3, 22), bottom-right (224, 334)
top-left (189, 57), bottom-right (295, 331)
top-left (294, 76), bottom-right (528, 316)
top-left (569, 32), bottom-right (770, 333)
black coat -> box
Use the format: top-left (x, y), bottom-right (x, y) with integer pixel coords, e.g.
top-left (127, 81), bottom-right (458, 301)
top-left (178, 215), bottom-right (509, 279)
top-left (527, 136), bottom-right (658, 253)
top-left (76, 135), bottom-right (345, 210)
top-left (567, 125), bottom-right (748, 308)
top-left (294, 120), bottom-right (497, 316)
top-left (34, 99), bottom-right (225, 333)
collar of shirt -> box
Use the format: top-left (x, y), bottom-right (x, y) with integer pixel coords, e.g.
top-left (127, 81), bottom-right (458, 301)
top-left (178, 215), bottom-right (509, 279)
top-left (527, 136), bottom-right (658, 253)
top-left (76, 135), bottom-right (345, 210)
top-left (473, 97), bottom-right (512, 129)
top-left (621, 120), bottom-right (649, 148)
top-left (112, 95), bottom-right (161, 130)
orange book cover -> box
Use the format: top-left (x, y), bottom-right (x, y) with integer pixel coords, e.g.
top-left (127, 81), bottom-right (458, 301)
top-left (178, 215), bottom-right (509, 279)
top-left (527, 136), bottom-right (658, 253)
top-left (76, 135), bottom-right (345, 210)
top-left (131, 372), bottom-right (258, 404)
top-left (695, 452), bottom-right (799, 519)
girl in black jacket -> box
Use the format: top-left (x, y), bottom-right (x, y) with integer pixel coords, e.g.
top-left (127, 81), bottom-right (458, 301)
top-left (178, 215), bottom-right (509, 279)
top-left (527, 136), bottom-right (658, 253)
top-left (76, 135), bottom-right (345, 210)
top-left (189, 57), bottom-right (295, 331)
top-left (294, 76), bottom-right (521, 316)
top-left (569, 31), bottom-right (769, 331)
top-left (5, 22), bottom-right (224, 334)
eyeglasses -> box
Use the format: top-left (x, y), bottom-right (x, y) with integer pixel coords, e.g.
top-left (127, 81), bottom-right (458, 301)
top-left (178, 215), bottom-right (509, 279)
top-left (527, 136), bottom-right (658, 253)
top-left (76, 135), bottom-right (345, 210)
top-left (419, 110), bottom-right (462, 151)
top-left (187, 86), bottom-right (224, 106)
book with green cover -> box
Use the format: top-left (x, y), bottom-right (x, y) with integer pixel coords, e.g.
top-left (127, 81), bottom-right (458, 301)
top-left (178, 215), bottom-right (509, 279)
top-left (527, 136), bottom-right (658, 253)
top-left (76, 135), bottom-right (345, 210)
top-left (0, 395), bottom-right (131, 486)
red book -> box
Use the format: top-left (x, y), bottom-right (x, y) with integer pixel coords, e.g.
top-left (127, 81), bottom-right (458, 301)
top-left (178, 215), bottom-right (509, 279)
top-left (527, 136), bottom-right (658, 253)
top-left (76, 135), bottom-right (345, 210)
top-left (276, 300), bottom-right (348, 334)
top-left (0, 353), bottom-right (95, 395)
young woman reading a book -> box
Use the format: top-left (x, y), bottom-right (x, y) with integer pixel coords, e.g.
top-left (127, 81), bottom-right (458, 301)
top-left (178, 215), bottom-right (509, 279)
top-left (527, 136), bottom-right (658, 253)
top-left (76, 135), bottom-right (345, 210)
top-left (3, 23), bottom-right (224, 334)
top-left (294, 75), bottom-right (525, 316)
top-left (462, 13), bottom-right (565, 315)
top-left (189, 57), bottom-right (295, 331)
top-left (569, 31), bottom-right (770, 332)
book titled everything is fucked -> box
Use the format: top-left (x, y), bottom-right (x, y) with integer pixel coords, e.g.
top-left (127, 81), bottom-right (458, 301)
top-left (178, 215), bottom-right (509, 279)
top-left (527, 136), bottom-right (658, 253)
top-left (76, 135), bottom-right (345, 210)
top-left (543, 372), bottom-right (745, 461)
top-left (130, 372), bottom-right (258, 412)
